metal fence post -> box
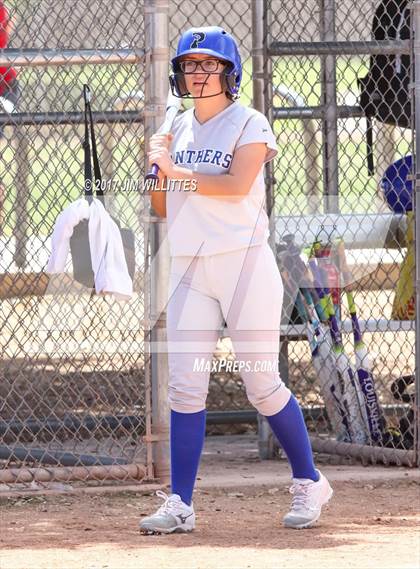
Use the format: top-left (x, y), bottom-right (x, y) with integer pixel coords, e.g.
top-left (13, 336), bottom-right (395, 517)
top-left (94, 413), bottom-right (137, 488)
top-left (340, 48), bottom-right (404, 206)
top-left (13, 125), bottom-right (30, 268)
top-left (253, 0), bottom-right (276, 251)
top-left (144, 0), bottom-right (171, 484)
top-left (320, 0), bottom-right (339, 213)
top-left (253, 0), bottom-right (285, 460)
top-left (413, 0), bottom-right (420, 467)
top-left (252, 0), bottom-right (265, 114)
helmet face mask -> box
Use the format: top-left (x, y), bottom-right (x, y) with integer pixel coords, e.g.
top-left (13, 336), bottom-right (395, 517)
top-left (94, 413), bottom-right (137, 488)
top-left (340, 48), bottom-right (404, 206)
top-left (170, 26), bottom-right (242, 100)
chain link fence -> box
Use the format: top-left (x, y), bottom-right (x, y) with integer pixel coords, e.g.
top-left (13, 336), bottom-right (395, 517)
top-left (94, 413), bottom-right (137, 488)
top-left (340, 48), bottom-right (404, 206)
top-left (0, 0), bottom-right (151, 490)
top-left (261, 0), bottom-right (417, 465)
top-left (0, 0), bottom-right (418, 494)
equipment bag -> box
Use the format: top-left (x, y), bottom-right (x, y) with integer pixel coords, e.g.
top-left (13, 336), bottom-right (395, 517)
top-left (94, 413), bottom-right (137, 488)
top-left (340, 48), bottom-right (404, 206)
top-left (70, 85), bottom-right (135, 289)
top-left (358, 0), bottom-right (412, 175)
top-left (391, 374), bottom-right (415, 449)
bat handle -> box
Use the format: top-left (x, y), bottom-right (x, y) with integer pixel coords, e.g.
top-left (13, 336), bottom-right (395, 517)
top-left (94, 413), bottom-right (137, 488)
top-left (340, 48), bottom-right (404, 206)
top-left (145, 163), bottom-right (160, 181)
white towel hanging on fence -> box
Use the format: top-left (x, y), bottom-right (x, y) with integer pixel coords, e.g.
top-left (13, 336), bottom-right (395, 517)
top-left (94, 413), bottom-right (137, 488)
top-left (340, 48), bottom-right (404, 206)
top-left (46, 197), bottom-right (133, 300)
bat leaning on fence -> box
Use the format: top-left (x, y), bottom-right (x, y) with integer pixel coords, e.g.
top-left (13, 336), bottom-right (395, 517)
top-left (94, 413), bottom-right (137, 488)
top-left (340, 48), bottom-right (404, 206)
top-left (297, 285), bottom-right (354, 442)
top-left (145, 88), bottom-right (182, 181)
top-left (334, 239), bottom-right (389, 445)
top-left (280, 238), bottom-right (353, 442)
top-left (309, 242), bottom-right (369, 444)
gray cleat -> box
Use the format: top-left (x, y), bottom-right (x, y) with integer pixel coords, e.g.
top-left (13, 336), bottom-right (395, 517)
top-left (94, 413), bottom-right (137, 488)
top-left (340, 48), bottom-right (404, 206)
top-left (139, 490), bottom-right (196, 535)
top-left (283, 469), bottom-right (333, 529)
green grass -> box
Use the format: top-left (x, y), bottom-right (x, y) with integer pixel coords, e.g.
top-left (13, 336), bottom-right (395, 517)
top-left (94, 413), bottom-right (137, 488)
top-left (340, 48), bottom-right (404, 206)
top-left (1, 56), bottom-right (412, 237)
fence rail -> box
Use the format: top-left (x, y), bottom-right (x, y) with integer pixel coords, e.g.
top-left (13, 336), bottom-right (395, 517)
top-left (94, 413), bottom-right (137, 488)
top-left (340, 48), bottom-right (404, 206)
top-left (269, 40), bottom-right (411, 56)
top-left (0, 49), bottom-right (144, 67)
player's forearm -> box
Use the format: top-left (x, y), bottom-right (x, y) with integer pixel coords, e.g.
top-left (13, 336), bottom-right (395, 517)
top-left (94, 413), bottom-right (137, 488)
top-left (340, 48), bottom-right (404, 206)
top-left (169, 164), bottom-right (245, 202)
top-left (150, 191), bottom-right (167, 217)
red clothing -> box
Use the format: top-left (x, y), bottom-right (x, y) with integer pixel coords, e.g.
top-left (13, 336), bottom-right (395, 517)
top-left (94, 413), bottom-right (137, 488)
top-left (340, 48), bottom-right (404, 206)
top-left (0, 2), bottom-right (17, 96)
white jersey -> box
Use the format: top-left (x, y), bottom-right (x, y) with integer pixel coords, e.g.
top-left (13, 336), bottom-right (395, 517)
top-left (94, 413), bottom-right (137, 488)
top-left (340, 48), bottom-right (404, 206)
top-left (166, 101), bottom-right (278, 257)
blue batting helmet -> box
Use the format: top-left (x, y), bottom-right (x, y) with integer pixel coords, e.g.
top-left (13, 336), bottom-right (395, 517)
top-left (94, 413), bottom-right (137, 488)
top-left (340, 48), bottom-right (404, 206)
top-left (381, 155), bottom-right (413, 214)
top-left (170, 26), bottom-right (242, 98)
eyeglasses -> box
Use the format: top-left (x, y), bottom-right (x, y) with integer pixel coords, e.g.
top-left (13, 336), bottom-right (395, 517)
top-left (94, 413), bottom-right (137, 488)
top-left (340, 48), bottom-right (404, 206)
top-left (179, 59), bottom-right (226, 74)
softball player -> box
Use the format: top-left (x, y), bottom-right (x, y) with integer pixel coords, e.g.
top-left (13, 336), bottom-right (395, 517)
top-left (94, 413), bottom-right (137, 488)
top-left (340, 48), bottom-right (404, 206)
top-left (140, 26), bottom-right (333, 534)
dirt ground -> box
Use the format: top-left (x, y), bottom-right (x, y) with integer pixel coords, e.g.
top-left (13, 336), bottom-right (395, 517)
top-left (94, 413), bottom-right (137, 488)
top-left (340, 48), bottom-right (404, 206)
top-left (0, 435), bottom-right (419, 569)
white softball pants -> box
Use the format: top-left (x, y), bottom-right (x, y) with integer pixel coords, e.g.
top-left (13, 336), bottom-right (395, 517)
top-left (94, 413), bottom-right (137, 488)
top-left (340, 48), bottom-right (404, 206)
top-left (166, 241), bottom-right (292, 416)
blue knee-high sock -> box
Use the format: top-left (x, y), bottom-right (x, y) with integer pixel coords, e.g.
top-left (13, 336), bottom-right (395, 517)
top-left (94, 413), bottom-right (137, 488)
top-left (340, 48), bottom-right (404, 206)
top-left (265, 395), bottom-right (319, 481)
top-left (170, 409), bottom-right (206, 506)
